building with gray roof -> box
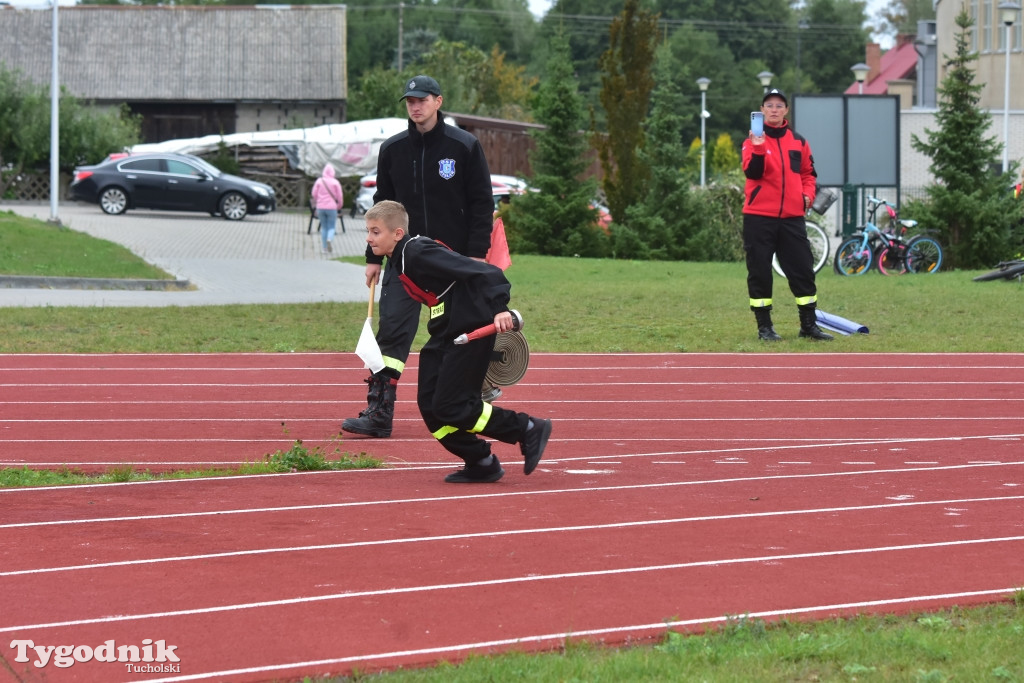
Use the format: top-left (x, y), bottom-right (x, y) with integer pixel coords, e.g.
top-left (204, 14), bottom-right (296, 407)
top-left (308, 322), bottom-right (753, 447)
top-left (0, 4), bottom-right (347, 142)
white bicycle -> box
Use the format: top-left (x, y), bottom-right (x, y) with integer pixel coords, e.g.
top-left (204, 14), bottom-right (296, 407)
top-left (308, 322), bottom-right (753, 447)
top-left (772, 218), bottom-right (831, 278)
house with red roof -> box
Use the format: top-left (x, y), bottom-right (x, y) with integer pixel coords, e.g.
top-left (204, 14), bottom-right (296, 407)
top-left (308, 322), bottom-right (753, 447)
top-left (844, 36), bottom-right (924, 109)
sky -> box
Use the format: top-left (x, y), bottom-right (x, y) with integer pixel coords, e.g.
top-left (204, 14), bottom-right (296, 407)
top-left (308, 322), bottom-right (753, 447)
top-left (528, 0), bottom-right (554, 19)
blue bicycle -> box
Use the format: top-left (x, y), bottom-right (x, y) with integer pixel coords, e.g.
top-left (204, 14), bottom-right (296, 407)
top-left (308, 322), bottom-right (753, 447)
top-left (834, 197), bottom-right (943, 276)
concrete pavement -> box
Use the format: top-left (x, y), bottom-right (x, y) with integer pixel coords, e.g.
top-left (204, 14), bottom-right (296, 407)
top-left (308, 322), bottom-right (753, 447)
top-left (0, 202), bottom-right (375, 307)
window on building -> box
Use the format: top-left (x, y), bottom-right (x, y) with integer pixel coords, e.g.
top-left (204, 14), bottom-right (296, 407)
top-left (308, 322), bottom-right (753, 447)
top-left (975, 0), bottom-right (1024, 52)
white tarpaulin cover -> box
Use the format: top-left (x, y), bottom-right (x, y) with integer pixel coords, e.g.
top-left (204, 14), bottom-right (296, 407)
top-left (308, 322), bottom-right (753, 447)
top-left (130, 118), bottom-right (410, 177)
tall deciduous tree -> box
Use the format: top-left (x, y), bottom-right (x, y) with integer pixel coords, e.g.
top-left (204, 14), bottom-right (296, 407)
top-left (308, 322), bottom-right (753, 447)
top-left (907, 8), bottom-right (1020, 268)
top-left (593, 0), bottom-right (659, 226)
top-left (505, 29), bottom-right (604, 257)
top-left (0, 66), bottom-right (140, 198)
top-left (872, 0), bottom-right (936, 45)
top-left (800, 0), bottom-right (872, 94)
top-left (347, 40), bottom-right (536, 122)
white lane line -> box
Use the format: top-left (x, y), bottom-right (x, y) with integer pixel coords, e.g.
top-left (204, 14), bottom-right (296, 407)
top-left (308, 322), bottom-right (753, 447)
top-left (3, 536), bottom-right (1022, 636)
top-left (3, 462), bottom-right (1022, 527)
top-left (4, 495), bottom-right (1022, 578)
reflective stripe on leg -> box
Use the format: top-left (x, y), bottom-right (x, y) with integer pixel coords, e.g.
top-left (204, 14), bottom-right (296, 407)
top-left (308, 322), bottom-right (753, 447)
top-left (469, 402), bottom-right (492, 434)
top-left (432, 425), bottom-right (458, 441)
top-left (382, 356), bottom-right (406, 374)
top-left (430, 403), bottom-right (493, 441)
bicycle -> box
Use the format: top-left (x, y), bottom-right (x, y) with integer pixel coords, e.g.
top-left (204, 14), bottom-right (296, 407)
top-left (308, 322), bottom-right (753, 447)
top-left (834, 197), bottom-right (943, 276)
top-left (771, 187), bottom-right (836, 278)
top-left (973, 259), bottom-right (1024, 282)
top-left (771, 218), bottom-right (830, 277)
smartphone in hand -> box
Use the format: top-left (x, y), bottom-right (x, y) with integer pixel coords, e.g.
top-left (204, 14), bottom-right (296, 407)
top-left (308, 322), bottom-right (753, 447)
top-left (750, 112), bottom-right (764, 137)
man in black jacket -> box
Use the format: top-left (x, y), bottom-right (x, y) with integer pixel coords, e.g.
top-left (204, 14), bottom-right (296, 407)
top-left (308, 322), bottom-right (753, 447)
top-left (342, 75), bottom-right (495, 438)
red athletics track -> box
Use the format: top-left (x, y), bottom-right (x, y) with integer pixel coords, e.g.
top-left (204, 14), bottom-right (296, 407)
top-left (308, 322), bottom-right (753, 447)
top-left (1, 353), bottom-right (1023, 682)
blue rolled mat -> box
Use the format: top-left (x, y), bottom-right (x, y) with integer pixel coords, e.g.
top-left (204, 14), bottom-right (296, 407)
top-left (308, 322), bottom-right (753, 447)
top-left (815, 309), bottom-right (869, 335)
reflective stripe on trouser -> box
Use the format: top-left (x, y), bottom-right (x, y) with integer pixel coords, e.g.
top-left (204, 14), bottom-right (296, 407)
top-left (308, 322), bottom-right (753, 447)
top-left (432, 402), bottom-right (493, 440)
top-left (795, 295), bottom-right (817, 306)
top-left (749, 298), bottom-right (772, 309)
top-left (417, 333), bottom-right (528, 465)
top-left (381, 355), bottom-right (405, 374)
top-left (743, 213), bottom-right (817, 305)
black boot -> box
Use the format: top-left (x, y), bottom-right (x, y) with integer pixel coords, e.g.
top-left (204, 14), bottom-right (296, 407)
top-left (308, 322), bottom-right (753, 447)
top-left (798, 305), bottom-right (834, 341)
top-left (341, 372), bottom-right (397, 437)
top-left (752, 306), bottom-right (782, 342)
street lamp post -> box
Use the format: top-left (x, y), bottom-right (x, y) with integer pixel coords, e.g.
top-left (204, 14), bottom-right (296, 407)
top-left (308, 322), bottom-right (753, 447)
top-left (696, 77), bottom-right (710, 188)
top-left (999, 1), bottom-right (1020, 174)
top-left (851, 62), bottom-right (870, 95)
top-left (49, 0), bottom-right (60, 225)
top-left (757, 70), bottom-right (774, 95)
top-left (795, 19), bottom-right (809, 94)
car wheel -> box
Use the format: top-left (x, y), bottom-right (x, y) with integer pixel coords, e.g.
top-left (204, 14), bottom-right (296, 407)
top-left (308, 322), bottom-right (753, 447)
top-left (219, 192), bottom-right (248, 220)
top-left (99, 187), bottom-right (128, 215)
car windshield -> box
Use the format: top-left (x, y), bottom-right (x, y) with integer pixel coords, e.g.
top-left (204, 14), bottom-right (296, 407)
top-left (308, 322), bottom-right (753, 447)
top-left (186, 156), bottom-right (223, 177)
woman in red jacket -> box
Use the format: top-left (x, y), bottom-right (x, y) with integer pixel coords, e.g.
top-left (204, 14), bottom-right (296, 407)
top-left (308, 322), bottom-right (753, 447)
top-left (741, 88), bottom-right (831, 342)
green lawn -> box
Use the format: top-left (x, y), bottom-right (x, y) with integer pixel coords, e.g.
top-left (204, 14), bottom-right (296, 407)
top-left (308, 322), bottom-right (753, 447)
top-left (1, 255), bottom-right (1022, 353)
top-left (3, 211), bottom-right (1022, 354)
top-left (0, 210), bottom-right (172, 280)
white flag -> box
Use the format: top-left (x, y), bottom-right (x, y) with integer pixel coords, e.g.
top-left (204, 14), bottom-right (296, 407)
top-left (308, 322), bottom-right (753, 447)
top-left (355, 317), bottom-right (385, 373)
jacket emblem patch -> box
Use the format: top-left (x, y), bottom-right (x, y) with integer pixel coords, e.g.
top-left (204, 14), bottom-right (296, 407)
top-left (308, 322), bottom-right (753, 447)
top-left (438, 159), bottom-right (456, 180)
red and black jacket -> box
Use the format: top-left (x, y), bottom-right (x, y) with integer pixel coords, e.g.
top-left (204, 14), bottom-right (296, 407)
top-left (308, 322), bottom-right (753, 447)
top-left (742, 120), bottom-right (817, 219)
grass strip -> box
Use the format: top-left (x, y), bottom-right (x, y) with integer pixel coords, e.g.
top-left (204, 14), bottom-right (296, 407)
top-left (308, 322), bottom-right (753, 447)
top-left (0, 440), bottom-right (385, 488)
top-left (335, 601), bottom-right (1024, 682)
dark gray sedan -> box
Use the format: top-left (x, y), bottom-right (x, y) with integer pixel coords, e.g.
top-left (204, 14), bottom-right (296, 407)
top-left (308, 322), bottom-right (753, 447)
top-left (69, 152), bottom-right (276, 220)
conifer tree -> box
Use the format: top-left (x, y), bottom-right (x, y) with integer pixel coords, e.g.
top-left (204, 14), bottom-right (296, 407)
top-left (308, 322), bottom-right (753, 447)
top-left (505, 29), bottom-right (605, 257)
top-left (593, 0), bottom-right (659, 225)
top-left (616, 44), bottom-right (694, 260)
top-left (711, 133), bottom-right (740, 178)
top-left (908, 8), bottom-right (1021, 267)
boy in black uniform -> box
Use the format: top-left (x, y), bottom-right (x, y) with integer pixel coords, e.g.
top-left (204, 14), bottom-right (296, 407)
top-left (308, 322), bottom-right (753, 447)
top-left (364, 200), bottom-right (553, 483)
top-left (342, 74), bottom-right (495, 439)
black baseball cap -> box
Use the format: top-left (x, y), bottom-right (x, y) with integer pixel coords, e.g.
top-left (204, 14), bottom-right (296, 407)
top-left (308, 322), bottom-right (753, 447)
top-left (762, 88), bottom-right (788, 106)
top-left (401, 75), bottom-right (442, 100)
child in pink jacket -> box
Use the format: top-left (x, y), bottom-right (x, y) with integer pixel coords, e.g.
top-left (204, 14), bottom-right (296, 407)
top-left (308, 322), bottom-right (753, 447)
top-left (311, 164), bottom-right (344, 253)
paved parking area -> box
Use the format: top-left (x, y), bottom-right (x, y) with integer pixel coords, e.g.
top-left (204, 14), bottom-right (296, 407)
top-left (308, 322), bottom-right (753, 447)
top-left (0, 203), bottom-right (373, 307)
